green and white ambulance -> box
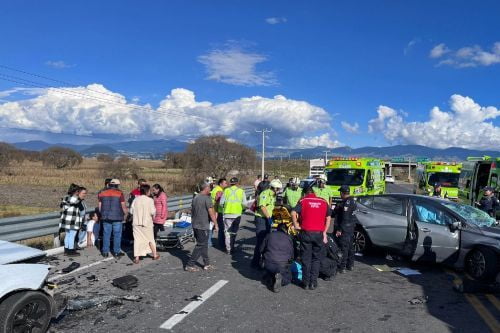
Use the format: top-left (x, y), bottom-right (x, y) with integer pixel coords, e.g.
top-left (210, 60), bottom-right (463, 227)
top-left (417, 161), bottom-right (462, 200)
top-left (324, 157), bottom-right (385, 202)
top-left (458, 156), bottom-right (500, 210)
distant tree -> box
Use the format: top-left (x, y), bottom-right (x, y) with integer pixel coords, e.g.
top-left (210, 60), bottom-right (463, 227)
top-left (100, 155), bottom-right (140, 179)
top-left (0, 142), bottom-right (17, 168)
top-left (163, 152), bottom-right (186, 169)
top-left (40, 147), bottom-right (83, 169)
top-left (96, 154), bottom-right (114, 163)
top-left (182, 135), bottom-right (257, 178)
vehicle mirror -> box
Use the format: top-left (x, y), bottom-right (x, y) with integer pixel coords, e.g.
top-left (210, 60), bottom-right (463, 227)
top-left (449, 221), bottom-right (461, 232)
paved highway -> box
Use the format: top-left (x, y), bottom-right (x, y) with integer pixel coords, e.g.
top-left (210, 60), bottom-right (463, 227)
top-left (44, 183), bottom-right (499, 333)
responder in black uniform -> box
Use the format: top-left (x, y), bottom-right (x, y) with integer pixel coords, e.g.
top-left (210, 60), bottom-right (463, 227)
top-left (476, 186), bottom-right (500, 218)
top-left (431, 183), bottom-right (442, 198)
top-left (333, 185), bottom-right (357, 273)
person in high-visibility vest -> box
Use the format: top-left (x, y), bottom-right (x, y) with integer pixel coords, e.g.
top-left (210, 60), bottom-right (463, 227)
top-left (252, 179), bottom-right (282, 268)
top-left (211, 178), bottom-right (228, 248)
top-left (220, 177), bottom-right (247, 254)
top-left (283, 177), bottom-right (302, 209)
top-left (313, 174), bottom-right (332, 206)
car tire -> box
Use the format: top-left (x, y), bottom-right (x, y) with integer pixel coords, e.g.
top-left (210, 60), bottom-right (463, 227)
top-left (353, 228), bottom-right (371, 254)
top-left (465, 247), bottom-right (499, 281)
top-left (0, 291), bottom-right (52, 333)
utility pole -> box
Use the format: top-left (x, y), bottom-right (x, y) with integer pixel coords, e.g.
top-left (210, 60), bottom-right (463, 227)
top-left (323, 150), bottom-right (330, 164)
top-left (255, 128), bottom-right (272, 178)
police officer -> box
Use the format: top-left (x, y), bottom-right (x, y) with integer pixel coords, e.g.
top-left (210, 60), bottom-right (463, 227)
top-left (313, 175), bottom-right (332, 205)
top-left (477, 186), bottom-right (500, 218)
top-left (292, 185), bottom-right (332, 290)
top-left (333, 185), bottom-right (357, 273)
top-left (252, 179), bottom-right (282, 268)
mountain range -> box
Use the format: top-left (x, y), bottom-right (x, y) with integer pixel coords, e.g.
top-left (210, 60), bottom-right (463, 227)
top-left (10, 140), bottom-right (500, 161)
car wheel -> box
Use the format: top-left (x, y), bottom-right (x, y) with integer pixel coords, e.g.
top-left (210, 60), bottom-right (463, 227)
top-left (0, 291), bottom-right (52, 333)
top-left (353, 228), bottom-right (371, 254)
top-left (466, 247), bottom-right (499, 281)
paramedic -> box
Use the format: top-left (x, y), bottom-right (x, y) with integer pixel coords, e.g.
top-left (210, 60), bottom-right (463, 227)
top-left (211, 178), bottom-right (228, 248)
top-left (292, 185), bottom-right (331, 290)
top-left (283, 178), bottom-right (302, 208)
top-left (260, 223), bottom-right (294, 293)
top-left (333, 185), bottom-right (357, 273)
top-left (252, 179), bottom-right (282, 268)
top-left (313, 175), bottom-right (332, 205)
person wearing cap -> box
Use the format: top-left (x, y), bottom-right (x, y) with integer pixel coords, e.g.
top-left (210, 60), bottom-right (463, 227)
top-left (98, 179), bottom-right (128, 258)
top-left (283, 178), bottom-right (302, 209)
top-left (313, 175), bottom-right (333, 206)
top-left (477, 186), bottom-right (500, 218)
top-left (220, 177), bottom-right (247, 254)
top-left (292, 185), bottom-right (332, 290)
top-left (252, 179), bottom-right (282, 268)
top-left (431, 183), bottom-right (443, 198)
top-left (211, 178), bottom-right (228, 248)
top-left (332, 185), bottom-right (357, 273)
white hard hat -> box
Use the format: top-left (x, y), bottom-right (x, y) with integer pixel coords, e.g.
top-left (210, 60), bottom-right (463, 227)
top-left (270, 179), bottom-right (283, 189)
top-left (292, 177), bottom-right (300, 185)
top-left (318, 174), bottom-right (327, 182)
top-left (205, 176), bottom-right (214, 184)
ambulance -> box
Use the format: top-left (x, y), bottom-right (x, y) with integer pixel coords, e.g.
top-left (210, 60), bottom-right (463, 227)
top-left (416, 161), bottom-right (462, 200)
top-left (324, 157), bottom-right (385, 201)
top-left (458, 156), bottom-right (500, 210)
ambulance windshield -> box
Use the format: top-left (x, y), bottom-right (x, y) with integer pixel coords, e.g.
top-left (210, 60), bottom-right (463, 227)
top-left (428, 172), bottom-right (459, 187)
top-left (326, 169), bottom-right (365, 186)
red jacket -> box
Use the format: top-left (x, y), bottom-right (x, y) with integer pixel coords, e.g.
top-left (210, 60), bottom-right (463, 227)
top-left (295, 193), bottom-right (329, 232)
top-left (153, 192), bottom-right (168, 224)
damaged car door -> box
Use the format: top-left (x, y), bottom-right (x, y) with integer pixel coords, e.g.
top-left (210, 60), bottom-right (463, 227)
top-left (410, 199), bottom-right (460, 264)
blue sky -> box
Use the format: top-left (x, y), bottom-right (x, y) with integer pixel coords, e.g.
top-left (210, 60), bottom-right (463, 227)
top-left (1, 0), bottom-right (500, 149)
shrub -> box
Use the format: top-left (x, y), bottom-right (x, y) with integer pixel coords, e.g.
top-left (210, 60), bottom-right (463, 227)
top-left (40, 147), bottom-right (83, 169)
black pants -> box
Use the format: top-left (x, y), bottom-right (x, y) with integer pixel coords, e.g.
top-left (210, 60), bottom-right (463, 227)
top-left (217, 213), bottom-right (225, 249)
top-left (153, 224), bottom-right (164, 239)
top-left (264, 261), bottom-right (292, 286)
top-left (187, 228), bottom-right (210, 267)
top-left (300, 231), bottom-right (324, 285)
top-left (338, 231), bottom-right (355, 269)
top-left (252, 216), bottom-right (271, 266)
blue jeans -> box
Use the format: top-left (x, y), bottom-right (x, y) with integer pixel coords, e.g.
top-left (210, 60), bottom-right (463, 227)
top-left (102, 220), bottom-right (123, 254)
top-left (64, 229), bottom-right (77, 250)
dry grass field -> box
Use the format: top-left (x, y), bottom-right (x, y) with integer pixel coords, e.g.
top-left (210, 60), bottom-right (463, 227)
top-left (0, 157), bottom-right (308, 217)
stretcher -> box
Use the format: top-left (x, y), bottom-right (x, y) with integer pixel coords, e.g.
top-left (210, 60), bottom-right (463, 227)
top-left (155, 222), bottom-right (195, 250)
top-left (272, 205), bottom-right (298, 236)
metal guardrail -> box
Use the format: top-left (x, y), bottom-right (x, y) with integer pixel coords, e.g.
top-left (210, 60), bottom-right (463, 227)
top-left (0, 186), bottom-right (254, 243)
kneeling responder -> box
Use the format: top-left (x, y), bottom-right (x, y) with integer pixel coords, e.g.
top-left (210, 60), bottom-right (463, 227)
top-left (292, 185), bottom-right (331, 290)
top-left (252, 179), bottom-right (282, 268)
top-left (333, 185), bottom-right (357, 273)
top-left (283, 177), bottom-right (302, 209)
top-left (260, 223), bottom-right (294, 293)
top-left (477, 186), bottom-right (500, 218)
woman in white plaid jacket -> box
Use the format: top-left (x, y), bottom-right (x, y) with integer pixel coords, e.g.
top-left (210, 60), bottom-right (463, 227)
top-left (59, 183), bottom-right (84, 256)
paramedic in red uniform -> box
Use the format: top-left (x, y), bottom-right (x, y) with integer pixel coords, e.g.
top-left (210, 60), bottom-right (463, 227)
top-left (292, 185), bottom-right (332, 290)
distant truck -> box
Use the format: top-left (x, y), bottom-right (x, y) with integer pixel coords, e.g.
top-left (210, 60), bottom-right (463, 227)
top-left (324, 157), bottom-right (385, 202)
top-left (458, 156), bottom-right (500, 212)
top-left (417, 161), bottom-right (462, 200)
top-left (309, 159), bottom-right (325, 177)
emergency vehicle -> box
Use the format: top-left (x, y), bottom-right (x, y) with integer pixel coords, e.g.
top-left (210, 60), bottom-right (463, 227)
top-left (458, 156), bottom-right (500, 211)
top-left (417, 161), bottom-right (462, 200)
top-left (324, 157), bottom-right (385, 201)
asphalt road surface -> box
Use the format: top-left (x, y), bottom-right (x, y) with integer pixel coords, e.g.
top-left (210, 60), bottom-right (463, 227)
top-left (43, 183), bottom-right (499, 333)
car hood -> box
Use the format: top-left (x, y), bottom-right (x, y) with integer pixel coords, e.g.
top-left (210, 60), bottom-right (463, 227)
top-left (0, 264), bottom-right (50, 299)
top-left (0, 240), bottom-right (46, 265)
top-left (477, 226), bottom-right (500, 240)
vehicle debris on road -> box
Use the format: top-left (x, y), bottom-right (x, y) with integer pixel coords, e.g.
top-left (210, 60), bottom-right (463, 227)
top-left (408, 296), bottom-right (428, 305)
top-left (112, 275), bottom-right (138, 290)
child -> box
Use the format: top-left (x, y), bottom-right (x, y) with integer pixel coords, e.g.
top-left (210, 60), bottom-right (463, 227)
top-left (86, 212), bottom-right (99, 247)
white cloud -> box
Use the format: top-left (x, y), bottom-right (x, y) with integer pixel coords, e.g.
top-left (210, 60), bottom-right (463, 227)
top-left (404, 38), bottom-right (420, 55)
top-left (290, 133), bottom-right (342, 149)
top-left (341, 121), bottom-right (360, 134)
top-left (367, 94), bottom-right (500, 150)
top-left (45, 60), bottom-right (74, 69)
top-left (265, 17), bottom-right (287, 25)
top-left (197, 42), bottom-right (277, 86)
top-left (0, 85), bottom-right (333, 148)
top-left (430, 42), bottom-right (500, 67)
top-left (429, 43), bottom-right (450, 58)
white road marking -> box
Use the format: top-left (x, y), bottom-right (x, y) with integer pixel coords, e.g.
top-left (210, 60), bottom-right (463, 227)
top-left (48, 257), bottom-right (114, 282)
top-left (160, 279), bottom-right (228, 330)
